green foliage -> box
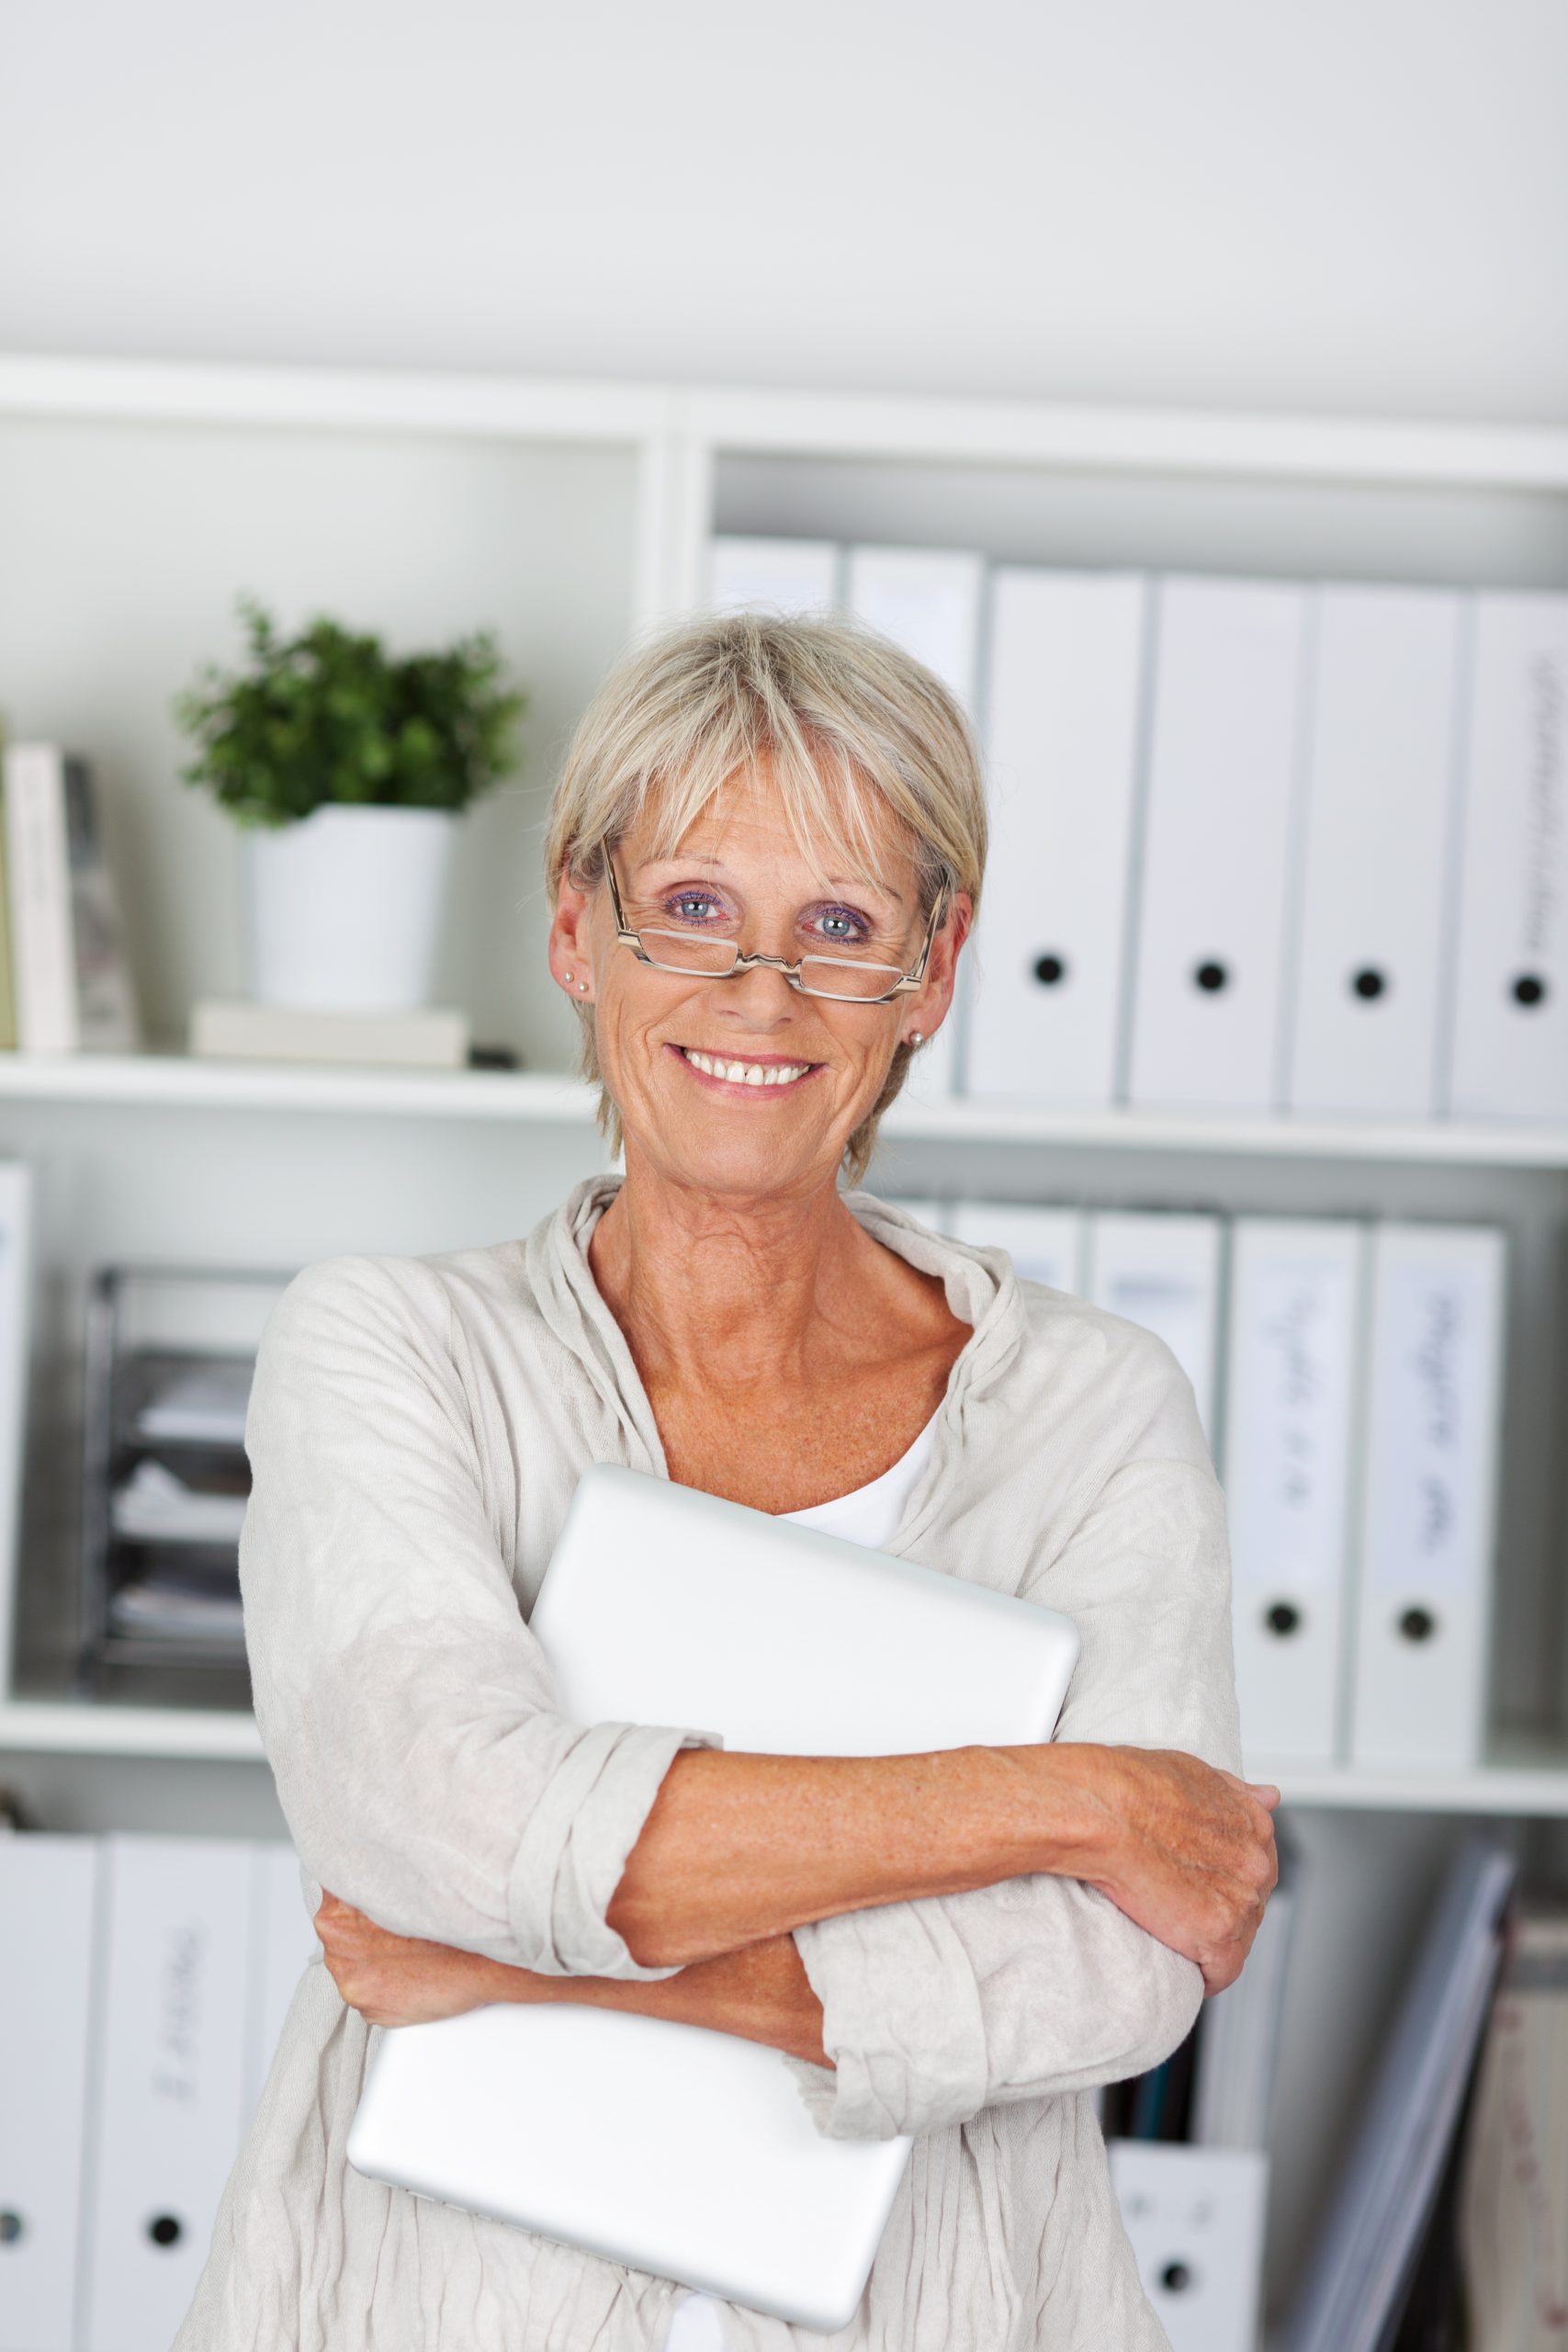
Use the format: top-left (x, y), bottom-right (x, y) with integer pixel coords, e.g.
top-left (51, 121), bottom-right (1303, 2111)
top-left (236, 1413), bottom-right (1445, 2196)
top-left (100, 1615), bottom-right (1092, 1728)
top-left (175, 600), bottom-right (526, 828)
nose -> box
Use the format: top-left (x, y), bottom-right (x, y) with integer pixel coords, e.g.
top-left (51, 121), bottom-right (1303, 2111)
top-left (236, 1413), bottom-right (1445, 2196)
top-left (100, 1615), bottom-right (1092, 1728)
top-left (715, 957), bottom-right (801, 1028)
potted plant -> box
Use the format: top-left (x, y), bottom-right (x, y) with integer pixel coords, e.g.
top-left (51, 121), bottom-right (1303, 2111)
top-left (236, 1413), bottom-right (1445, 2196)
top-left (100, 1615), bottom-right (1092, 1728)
top-left (175, 600), bottom-right (525, 1012)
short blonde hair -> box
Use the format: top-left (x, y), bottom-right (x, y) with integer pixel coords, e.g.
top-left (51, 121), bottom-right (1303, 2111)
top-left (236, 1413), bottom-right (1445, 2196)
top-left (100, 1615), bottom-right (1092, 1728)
top-left (545, 610), bottom-right (987, 1181)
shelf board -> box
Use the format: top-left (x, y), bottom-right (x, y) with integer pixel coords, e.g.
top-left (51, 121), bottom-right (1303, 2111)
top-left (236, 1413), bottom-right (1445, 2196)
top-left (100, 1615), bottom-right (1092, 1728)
top-left (7, 356), bottom-right (1564, 491)
top-left (0, 352), bottom-right (671, 447)
top-left (1255, 1735), bottom-right (1568, 1816)
top-left (0, 1052), bottom-right (600, 1124)
top-left (689, 383), bottom-right (1568, 492)
top-left (0, 1698), bottom-right (264, 1760)
top-left (2, 1052), bottom-right (1567, 1168)
top-left (5, 1692), bottom-right (1568, 1810)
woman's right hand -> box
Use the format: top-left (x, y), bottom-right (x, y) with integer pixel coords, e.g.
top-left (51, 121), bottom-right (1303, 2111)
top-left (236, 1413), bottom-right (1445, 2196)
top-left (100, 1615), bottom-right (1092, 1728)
top-left (1058, 1747), bottom-right (1280, 1995)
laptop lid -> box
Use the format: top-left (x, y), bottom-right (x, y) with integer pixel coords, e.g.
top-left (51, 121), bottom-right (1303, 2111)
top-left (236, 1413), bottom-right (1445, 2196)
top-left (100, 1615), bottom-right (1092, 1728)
top-left (348, 1464), bottom-right (1080, 2330)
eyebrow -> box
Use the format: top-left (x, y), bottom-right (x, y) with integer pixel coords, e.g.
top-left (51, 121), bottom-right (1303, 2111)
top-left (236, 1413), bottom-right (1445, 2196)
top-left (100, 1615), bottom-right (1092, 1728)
top-left (634, 854), bottom-right (908, 908)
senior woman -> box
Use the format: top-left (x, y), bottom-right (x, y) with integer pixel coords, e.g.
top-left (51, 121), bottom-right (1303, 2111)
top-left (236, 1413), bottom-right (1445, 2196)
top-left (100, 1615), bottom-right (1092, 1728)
top-left (176, 612), bottom-right (1277, 2352)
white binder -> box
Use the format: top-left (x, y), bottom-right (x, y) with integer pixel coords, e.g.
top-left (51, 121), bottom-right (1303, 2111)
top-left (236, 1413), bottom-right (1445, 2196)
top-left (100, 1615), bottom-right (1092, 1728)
top-left (706, 536), bottom-right (840, 616)
top-left (1125, 577), bottom-right (1307, 1110)
top-left (844, 546), bottom-right (985, 714)
top-left (0, 1836), bottom-right (99, 2352)
top-left (82, 1838), bottom-right (256, 2352)
top-left (1447, 594), bottom-right (1568, 1121)
top-left (1224, 1220), bottom-right (1367, 1766)
top-left (969, 569), bottom-right (1147, 1105)
top-left (1086, 1212), bottom-right (1224, 1445)
top-left (1110, 2142), bottom-right (1269, 2352)
top-left (244, 1844), bottom-right (316, 2122)
top-left (1348, 1225), bottom-right (1506, 1772)
top-left (843, 544), bottom-right (984, 1100)
top-left (1286, 586), bottom-right (1464, 1115)
top-left (948, 1202), bottom-right (1085, 1295)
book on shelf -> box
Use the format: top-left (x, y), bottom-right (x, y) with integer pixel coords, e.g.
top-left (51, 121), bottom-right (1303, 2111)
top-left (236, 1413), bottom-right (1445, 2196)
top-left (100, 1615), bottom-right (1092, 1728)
top-left (1190, 1823), bottom-right (1300, 2153)
top-left (189, 999), bottom-right (470, 1069)
top-left (1458, 1907), bottom-right (1568, 2346)
top-left (1282, 1838), bottom-right (1517, 2352)
top-left (1, 743), bottom-right (140, 1054)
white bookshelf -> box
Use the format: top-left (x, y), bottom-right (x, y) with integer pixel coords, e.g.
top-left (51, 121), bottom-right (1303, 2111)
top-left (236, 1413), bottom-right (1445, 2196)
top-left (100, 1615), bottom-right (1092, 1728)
top-left (2, 353), bottom-right (1566, 2331)
top-left (0, 356), bottom-right (1562, 1756)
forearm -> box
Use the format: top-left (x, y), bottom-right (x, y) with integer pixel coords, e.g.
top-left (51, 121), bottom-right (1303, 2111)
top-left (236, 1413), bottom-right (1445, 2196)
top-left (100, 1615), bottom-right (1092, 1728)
top-left (315, 1890), bottom-right (829, 2063)
top-left (534, 1936), bottom-right (829, 2067)
top-left (412, 1926), bottom-right (829, 2065)
top-left (605, 1742), bottom-right (1098, 1968)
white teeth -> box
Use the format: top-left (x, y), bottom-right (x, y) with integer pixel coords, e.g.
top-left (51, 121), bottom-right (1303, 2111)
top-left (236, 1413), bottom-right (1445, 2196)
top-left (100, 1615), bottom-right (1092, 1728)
top-left (682, 1048), bottom-right (811, 1086)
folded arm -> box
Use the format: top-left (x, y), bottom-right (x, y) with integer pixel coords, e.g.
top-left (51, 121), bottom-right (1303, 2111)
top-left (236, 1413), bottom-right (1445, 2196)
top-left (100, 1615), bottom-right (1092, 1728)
top-left (319, 1736), bottom-right (1275, 2071)
top-left (258, 1259), bottom-right (1272, 2120)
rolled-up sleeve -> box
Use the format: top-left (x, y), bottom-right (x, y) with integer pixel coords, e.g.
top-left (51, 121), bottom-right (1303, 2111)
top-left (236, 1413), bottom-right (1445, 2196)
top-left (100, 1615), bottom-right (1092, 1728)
top-left (789, 1401), bottom-right (1244, 2140)
top-left (241, 1255), bottom-right (714, 1981)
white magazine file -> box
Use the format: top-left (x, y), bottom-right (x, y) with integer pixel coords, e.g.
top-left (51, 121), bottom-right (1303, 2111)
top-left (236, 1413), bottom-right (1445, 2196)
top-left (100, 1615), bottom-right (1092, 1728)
top-left (843, 545), bottom-right (985, 715)
top-left (1085, 1212), bottom-right (1224, 1449)
top-left (968, 568), bottom-right (1147, 1106)
top-left (81, 1838), bottom-right (256, 2352)
top-left (705, 536), bottom-right (840, 616)
top-left (1348, 1224), bottom-right (1506, 1772)
top-left (1286, 586), bottom-right (1465, 1116)
top-left (948, 1202), bottom-right (1086, 1296)
top-left (1125, 577), bottom-right (1306, 1110)
top-left (0, 1836), bottom-right (99, 2352)
top-left (244, 1845), bottom-right (318, 2125)
top-left (1224, 1219), bottom-right (1367, 1767)
top-left (1446, 593), bottom-right (1568, 1120)
top-left (1109, 2142), bottom-right (1269, 2352)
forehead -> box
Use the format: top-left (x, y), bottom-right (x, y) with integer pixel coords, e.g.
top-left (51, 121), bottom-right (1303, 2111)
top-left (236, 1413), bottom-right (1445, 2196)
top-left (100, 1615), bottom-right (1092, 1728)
top-left (626, 764), bottom-right (916, 897)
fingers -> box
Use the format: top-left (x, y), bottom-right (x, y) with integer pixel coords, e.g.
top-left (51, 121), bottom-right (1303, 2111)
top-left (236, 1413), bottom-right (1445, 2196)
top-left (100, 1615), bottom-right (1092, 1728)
top-left (1248, 1782), bottom-right (1282, 1813)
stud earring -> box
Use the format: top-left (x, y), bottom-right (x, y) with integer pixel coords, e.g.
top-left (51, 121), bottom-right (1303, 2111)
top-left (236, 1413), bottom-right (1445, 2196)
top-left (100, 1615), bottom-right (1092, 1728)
top-left (908, 1030), bottom-right (923, 1046)
top-left (578, 980), bottom-right (589, 993)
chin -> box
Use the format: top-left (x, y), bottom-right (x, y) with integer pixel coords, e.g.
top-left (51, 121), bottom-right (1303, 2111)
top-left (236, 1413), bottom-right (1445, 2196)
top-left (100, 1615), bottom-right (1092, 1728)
top-left (637, 1114), bottom-right (834, 1203)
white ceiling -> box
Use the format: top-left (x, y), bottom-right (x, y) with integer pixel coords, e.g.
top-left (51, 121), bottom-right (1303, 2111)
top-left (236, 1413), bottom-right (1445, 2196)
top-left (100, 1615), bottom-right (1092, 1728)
top-left (2, 0), bottom-right (1564, 422)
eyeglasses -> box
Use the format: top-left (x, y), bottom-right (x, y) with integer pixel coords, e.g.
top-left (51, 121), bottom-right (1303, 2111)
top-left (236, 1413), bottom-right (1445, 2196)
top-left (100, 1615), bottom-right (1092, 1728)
top-left (604, 856), bottom-right (947, 1005)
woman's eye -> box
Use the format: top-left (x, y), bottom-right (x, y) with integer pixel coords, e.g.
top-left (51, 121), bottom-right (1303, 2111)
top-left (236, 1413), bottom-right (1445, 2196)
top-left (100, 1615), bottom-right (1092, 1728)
top-left (813, 907), bottom-right (872, 946)
top-left (667, 893), bottom-right (726, 926)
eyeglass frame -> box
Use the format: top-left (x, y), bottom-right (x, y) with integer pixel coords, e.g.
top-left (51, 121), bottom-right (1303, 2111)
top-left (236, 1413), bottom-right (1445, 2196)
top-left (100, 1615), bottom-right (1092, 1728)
top-left (601, 853), bottom-right (949, 1005)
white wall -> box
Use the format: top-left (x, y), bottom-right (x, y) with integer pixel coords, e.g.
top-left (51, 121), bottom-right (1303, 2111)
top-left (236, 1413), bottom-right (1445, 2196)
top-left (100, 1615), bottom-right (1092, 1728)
top-left (2, 0), bottom-right (1564, 423)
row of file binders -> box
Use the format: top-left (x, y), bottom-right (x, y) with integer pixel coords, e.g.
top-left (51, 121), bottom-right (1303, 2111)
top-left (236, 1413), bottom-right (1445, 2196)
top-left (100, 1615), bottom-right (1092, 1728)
top-left (709, 536), bottom-right (1568, 1124)
top-left (0, 1833), bottom-right (316, 2352)
top-left (889, 1199), bottom-right (1507, 1775)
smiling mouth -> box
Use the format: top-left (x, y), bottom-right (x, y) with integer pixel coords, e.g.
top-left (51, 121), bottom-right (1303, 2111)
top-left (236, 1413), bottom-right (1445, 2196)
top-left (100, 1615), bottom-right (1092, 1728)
top-left (675, 1046), bottom-right (820, 1089)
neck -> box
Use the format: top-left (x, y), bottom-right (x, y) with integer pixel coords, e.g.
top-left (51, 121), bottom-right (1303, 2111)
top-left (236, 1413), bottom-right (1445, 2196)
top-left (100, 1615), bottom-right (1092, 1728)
top-left (589, 1151), bottom-right (879, 1393)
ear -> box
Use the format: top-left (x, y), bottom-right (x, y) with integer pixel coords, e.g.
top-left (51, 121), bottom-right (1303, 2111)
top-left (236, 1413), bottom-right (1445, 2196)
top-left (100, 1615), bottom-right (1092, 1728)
top-left (900, 890), bottom-right (972, 1045)
top-left (547, 875), bottom-right (599, 1001)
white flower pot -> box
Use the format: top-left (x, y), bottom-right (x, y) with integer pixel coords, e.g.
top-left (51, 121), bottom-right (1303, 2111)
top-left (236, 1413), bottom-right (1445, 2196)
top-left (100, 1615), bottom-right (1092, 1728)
top-left (243, 806), bottom-right (456, 1012)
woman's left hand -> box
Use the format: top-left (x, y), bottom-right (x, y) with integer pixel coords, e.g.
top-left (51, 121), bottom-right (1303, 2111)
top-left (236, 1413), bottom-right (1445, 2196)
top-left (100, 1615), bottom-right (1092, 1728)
top-left (316, 1891), bottom-right (522, 2029)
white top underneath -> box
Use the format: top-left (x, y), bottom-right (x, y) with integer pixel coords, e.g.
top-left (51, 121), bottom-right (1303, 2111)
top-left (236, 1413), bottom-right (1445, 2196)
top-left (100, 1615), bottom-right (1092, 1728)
top-left (663, 1412), bottom-right (938, 2352)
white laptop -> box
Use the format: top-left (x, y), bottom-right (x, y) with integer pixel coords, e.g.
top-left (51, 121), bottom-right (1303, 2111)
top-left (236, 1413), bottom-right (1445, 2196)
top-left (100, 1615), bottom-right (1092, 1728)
top-left (347, 1463), bottom-right (1080, 2332)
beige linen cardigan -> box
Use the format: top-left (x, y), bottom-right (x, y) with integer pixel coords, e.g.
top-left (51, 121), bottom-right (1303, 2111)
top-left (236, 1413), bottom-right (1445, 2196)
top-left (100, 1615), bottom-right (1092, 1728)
top-left (175, 1177), bottom-right (1241, 2352)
